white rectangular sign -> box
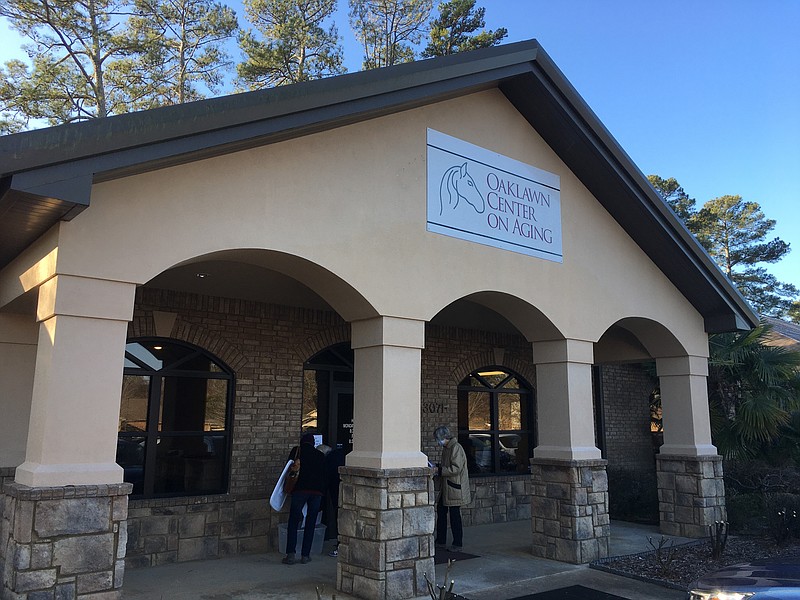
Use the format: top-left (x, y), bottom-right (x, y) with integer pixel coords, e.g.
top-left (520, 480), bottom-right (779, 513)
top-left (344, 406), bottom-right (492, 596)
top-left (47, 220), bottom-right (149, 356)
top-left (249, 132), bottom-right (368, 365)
top-left (426, 129), bottom-right (562, 262)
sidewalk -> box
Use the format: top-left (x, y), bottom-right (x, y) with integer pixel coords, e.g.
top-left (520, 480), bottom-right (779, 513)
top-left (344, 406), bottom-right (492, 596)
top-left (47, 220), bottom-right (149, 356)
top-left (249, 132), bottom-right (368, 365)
top-left (122, 520), bottom-right (690, 599)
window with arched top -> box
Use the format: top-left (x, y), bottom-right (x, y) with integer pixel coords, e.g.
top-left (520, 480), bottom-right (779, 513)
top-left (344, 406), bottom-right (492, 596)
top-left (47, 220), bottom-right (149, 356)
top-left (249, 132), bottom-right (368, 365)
top-left (457, 367), bottom-right (535, 475)
top-left (116, 338), bottom-right (234, 498)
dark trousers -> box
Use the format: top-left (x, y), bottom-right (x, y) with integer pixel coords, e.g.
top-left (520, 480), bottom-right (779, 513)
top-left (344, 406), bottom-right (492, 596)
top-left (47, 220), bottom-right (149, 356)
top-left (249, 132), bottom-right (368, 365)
top-left (435, 496), bottom-right (463, 547)
top-left (286, 492), bottom-right (323, 557)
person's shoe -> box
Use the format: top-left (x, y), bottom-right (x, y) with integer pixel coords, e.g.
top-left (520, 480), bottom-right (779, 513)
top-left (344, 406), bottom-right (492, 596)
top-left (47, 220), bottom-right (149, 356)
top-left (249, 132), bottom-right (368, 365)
top-left (282, 553), bottom-right (296, 565)
top-left (450, 545), bottom-right (463, 553)
top-left (300, 555), bottom-right (312, 564)
top-left (328, 547), bottom-right (338, 557)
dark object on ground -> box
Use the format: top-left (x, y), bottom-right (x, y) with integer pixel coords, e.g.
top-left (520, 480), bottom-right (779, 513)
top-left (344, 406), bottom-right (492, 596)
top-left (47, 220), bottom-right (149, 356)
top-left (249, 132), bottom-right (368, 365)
top-left (505, 585), bottom-right (627, 600)
top-left (688, 558), bottom-right (800, 599)
top-left (434, 548), bottom-right (479, 565)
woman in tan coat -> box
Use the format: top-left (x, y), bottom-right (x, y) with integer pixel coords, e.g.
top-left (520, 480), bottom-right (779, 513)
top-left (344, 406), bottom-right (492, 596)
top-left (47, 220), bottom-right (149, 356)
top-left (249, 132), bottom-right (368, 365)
top-left (433, 425), bottom-right (471, 551)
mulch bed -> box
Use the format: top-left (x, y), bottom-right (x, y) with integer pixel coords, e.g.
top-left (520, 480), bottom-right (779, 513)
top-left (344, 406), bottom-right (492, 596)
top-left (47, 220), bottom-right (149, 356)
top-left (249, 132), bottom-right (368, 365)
top-left (593, 536), bottom-right (800, 590)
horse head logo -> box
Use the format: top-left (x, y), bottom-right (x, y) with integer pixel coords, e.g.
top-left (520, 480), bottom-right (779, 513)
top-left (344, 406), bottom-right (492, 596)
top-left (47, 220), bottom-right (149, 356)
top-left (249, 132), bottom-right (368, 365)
top-left (439, 162), bottom-right (485, 215)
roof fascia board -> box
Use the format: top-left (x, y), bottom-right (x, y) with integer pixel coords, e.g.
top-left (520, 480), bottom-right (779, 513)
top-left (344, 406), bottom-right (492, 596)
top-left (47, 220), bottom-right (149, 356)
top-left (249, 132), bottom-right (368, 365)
top-left (7, 64), bottom-right (531, 195)
top-left (0, 44), bottom-right (541, 178)
top-left (502, 56), bottom-right (757, 331)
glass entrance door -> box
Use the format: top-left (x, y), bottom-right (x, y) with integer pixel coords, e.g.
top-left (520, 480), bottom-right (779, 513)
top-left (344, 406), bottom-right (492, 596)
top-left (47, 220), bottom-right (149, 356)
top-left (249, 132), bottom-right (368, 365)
top-left (332, 388), bottom-right (354, 454)
top-left (303, 343), bottom-right (354, 454)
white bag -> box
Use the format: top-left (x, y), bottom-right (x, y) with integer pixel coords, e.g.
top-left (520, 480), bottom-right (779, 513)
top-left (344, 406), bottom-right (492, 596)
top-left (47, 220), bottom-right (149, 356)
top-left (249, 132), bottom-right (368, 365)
top-left (270, 460), bottom-right (294, 511)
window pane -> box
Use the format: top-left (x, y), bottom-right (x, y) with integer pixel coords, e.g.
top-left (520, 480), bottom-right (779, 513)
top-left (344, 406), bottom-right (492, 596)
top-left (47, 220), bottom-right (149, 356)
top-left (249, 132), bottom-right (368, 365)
top-left (154, 435), bottom-right (226, 494)
top-left (500, 377), bottom-right (521, 389)
top-left (498, 393), bottom-right (524, 430)
top-left (498, 432), bottom-right (532, 474)
top-left (158, 376), bottom-right (228, 432)
top-left (461, 433), bottom-right (492, 475)
top-left (116, 436), bottom-right (145, 495)
top-left (476, 370), bottom-right (508, 388)
top-left (205, 379), bottom-right (228, 430)
top-left (467, 392), bottom-right (490, 430)
top-left (119, 375), bottom-right (150, 432)
top-left (303, 370), bottom-right (319, 430)
top-left (126, 343), bottom-right (163, 370)
top-left (306, 344), bottom-right (354, 369)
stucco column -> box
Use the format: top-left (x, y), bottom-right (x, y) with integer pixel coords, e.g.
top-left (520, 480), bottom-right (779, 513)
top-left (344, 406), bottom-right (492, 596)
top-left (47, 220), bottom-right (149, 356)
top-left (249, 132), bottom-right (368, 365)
top-left (656, 355), bottom-right (716, 456)
top-left (655, 355), bottom-right (725, 537)
top-left (529, 339), bottom-right (608, 563)
top-left (532, 339), bottom-right (600, 461)
top-left (14, 274), bottom-right (136, 487)
top-left (348, 316), bottom-right (427, 469)
top-left (0, 313), bottom-right (38, 471)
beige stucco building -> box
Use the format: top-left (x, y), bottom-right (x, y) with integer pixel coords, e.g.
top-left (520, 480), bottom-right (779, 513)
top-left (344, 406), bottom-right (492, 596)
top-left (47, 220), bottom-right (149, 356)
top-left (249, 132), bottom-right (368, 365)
top-left (0, 40), bottom-right (756, 599)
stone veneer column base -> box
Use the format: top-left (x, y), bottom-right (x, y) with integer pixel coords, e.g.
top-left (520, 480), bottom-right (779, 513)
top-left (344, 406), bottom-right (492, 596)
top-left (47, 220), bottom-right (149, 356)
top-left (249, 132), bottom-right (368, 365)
top-left (1, 481), bottom-right (132, 600)
top-left (337, 467), bottom-right (434, 600)
top-left (529, 458), bottom-right (610, 564)
top-left (657, 454), bottom-right (725, 538)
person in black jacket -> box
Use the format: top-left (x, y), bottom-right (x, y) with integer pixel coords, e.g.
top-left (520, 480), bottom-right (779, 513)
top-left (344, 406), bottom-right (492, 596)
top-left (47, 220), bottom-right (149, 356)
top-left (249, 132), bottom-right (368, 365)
top-left (283, 433), bottom-right (326, 565)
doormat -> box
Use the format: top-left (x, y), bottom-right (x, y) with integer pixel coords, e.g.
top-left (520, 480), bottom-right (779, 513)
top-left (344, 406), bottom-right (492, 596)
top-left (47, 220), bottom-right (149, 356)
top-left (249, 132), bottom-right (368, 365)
top-left (506, 585), bottom-right (627, 600)
top-left (434, 548), bottom-right (479, 565)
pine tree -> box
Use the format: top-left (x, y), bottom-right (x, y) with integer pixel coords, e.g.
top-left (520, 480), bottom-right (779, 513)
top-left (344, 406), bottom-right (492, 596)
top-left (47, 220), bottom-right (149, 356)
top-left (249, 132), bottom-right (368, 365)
top-left (421, 0), bottom-right (505, 57)
top-left (647, 174), bottom-right (696, 225)
top-left (695, 195), bottom-right (797, 316)
top-left (119, 0), bottom-right (238, 106)
top-left (348, 0), bottom-right (433, 69)
top-left (238, 0), bottom-right (344, 89)
top-left (649, 177), bottom-right (798, 317)
top-left (0, 0), bottom-right (137, 125)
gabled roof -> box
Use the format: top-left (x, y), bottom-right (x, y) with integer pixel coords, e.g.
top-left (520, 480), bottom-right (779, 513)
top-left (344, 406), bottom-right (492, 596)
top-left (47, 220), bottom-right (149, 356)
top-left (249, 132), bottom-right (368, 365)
top-left (763, 316), bottom-right (800, 352)
top-left (0, 39), bottom-right (758, 333)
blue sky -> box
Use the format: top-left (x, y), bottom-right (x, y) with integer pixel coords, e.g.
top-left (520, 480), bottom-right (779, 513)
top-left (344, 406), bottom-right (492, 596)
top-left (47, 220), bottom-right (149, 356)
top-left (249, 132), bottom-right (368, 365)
top-left (2, 0), bottom-right (798, 292)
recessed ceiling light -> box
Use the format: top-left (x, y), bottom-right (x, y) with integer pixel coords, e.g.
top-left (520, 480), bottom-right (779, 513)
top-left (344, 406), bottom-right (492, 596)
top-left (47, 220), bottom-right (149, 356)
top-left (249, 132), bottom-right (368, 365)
top-left (196, 272), bottom-right (210, 278)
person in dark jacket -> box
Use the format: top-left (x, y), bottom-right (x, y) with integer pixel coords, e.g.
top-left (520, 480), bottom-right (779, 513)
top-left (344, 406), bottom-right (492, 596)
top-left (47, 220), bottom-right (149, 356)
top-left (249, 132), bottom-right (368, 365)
top-left (283, 433), bottom-right (326, 565)
top-left (433, 425), bottom-right (471, 552)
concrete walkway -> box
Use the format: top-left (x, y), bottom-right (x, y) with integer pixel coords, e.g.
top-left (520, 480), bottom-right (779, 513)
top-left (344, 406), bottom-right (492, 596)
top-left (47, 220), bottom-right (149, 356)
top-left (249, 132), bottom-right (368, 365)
top-left (122, 520), bottom-right (692, 600)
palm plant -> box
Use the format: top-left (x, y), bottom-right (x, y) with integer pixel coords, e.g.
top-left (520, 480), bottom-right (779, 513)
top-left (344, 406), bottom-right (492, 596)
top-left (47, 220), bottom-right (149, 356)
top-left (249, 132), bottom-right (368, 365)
top-left (707, 323), bottom-right (800, 460)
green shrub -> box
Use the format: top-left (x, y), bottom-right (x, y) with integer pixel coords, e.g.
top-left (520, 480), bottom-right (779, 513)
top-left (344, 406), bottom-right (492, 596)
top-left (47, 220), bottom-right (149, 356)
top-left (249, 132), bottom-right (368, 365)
top-left (726, 492), bottom-right (765, 533)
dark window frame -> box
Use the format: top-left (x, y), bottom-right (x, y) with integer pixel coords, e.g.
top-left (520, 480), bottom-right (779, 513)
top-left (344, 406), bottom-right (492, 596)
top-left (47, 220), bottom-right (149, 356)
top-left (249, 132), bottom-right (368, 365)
top-left (118, 337), bottom-right (235, 499)
top-left (457, 366), bottom-right (535, 476)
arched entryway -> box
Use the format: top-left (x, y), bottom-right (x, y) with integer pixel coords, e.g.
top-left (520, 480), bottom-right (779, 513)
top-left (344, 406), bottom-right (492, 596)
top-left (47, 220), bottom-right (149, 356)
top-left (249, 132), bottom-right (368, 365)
top-left (594, 317), bottom-right (725, 539)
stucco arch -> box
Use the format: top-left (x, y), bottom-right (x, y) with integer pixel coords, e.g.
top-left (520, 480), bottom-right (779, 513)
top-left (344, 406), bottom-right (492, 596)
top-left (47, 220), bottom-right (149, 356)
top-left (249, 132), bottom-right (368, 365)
top-left (144, 249), bottom-right (379, 324)
top-left (429, 290), bottom-right (563, 343)
top-left (595, 317), bottom-right (694, 363)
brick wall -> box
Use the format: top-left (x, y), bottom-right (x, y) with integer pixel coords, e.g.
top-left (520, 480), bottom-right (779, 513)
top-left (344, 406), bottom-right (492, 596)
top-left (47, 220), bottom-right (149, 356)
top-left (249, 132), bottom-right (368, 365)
top-left (599, 364), bottom-right (657, 473)
top-left (599, 363), bottom-right (659, 523)
top-left (421, 325), bottom-right (536, 525)
top-left (124, 290), bottom-right (540, 566)
top-left (127, 288), bottom-right (350, 566)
